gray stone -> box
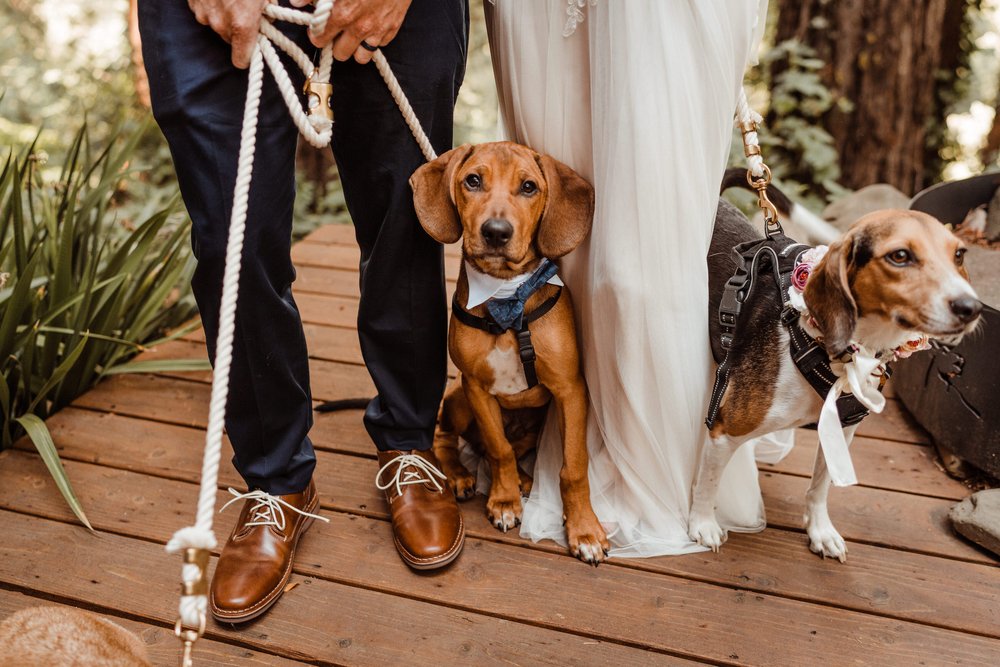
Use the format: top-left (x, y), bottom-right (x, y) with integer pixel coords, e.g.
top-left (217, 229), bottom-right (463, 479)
top-left (822, 184), bottom-right (910, 232)
top-left (986, 186), bottom-right (1000, 242)
top-left (966, 244), bottom-right (1000, 307)
top-left (950, 489), bottom-right (1000, 558)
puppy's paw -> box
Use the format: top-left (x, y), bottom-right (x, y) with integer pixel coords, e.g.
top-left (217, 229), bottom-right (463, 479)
top-left (566, 511), bottom-right (609, 566)
top-left (805, 511), bottom-right (848, 563)
top-left (518, 469), bottom-right (534, 497)
top-left (446, 471), bottom-right (477, 501)
top-left (688, 514), bottom-right (727, 552)
top-left (486, 496), bottom-right (522, 532)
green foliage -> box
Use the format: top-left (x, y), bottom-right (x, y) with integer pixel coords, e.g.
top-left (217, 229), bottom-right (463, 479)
top-left (742, 40), bottom-right (850, 212)
top-left (1, 121), bottom-right (206, 526)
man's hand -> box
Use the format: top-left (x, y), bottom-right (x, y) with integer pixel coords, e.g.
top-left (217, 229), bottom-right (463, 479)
top-left (291, 0), bottom-right (413, 64)
top-left (189, 0), bottom-right (268, 69)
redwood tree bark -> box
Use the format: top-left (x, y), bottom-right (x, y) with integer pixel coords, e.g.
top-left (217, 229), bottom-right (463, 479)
top-left (773, 0), bottom-right (966, 195)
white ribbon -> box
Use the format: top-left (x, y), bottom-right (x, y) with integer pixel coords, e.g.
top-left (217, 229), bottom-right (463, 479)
top-left (816, 346), bottom-right (886, 487)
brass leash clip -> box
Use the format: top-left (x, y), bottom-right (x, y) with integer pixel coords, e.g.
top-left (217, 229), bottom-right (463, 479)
top-left (739, 119), bottom-right (783, 236)
top-left (174, 547), bottom-right (210, 666)
top-left (304, 69), bottom-right (334, 122)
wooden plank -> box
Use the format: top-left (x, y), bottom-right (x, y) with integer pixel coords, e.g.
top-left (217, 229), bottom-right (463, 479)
top-left (295, 265), bottom-right (362, 298)
top-left (133, 339), bottom-right (376, 401)
top-left (71, 378), bottom-right (371, 453)
top-left (303, 224), bottom-right (462, 258)
top-left (17, 410), bottom-right (1000, 634)
top-left (66, 376), bottom-right (990, 564)
top-left (764, 430), bottom-right (966, 500)
top-left (295, 265), bottom-right (457, 299)
top-left (7, 440), bottom-right (999, 641)
top-left (158, 326), bottom-right (459, 381)
top-left (0, 509), bottom-right (694, 667)
top-left (2, 457), bottom-right (997, 666)
top-left (855, 399), bottom-right (929, 444)
top-left (292, 242), bottom-right (461, 282)
top-left (758, 471), bottom-right (987, 563)
top-left (0, 588), bottom-right (307, 667)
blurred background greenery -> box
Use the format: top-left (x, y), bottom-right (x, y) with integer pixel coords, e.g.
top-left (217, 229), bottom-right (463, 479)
top-left (2, 0), bottom-right (999, 519)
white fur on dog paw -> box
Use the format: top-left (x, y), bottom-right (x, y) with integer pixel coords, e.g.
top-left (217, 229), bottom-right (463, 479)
top-left (688, 515), bottom-right (727, 552)
top-left (487, 499), bottom-right (522, 533)
top-left (805, 511), bottom-right (848, 562)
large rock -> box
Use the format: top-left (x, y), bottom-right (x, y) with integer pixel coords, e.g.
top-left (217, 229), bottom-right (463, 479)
top-left (822, 184), bottom-right (910, 232)
top-left (950, 489), bottom-right (1000, 558)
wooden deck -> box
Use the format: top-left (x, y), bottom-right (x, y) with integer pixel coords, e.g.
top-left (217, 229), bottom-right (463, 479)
top-left (2, 223), bottom-right (998, 666)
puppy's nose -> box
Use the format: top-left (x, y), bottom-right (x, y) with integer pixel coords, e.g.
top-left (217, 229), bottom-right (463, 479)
top-left (950, 296), bottom-right (983, 323)
top-left (481, 218), bottom-right (513, 248)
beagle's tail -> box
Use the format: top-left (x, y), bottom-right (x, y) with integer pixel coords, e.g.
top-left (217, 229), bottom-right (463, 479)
top-left (721, 167), bottom-right (839, 245)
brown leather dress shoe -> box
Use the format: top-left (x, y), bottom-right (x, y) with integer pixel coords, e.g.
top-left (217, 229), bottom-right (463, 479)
top-left (376, 450), bottom-right (465, 570)
top-left (210, 479), bottom-right (325, 623)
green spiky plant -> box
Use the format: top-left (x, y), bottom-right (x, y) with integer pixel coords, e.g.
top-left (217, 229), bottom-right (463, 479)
top-left (1, 120), bottom-right (208, 529)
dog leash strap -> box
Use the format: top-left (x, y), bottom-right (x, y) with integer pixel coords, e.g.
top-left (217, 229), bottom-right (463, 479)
top-left (451, 289), bottom-right (562, 389)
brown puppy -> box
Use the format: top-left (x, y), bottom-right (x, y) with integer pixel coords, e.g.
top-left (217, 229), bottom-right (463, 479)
top-left (0, 607), bottom-right (151, 666)
top-left (411, 141), bottom-right (610, 564)
top-left (691, 206), bottom-right (982, 561)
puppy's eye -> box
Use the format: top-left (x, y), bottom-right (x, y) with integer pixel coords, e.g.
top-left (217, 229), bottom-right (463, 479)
top-left (955, 247), bottom-right (967, 267)
top-left (886, 249), bottom-right (913, 267)
top-left (520, 180), bottom-right (538, 195)
top-left (464, 174), bottom-right (482, 190)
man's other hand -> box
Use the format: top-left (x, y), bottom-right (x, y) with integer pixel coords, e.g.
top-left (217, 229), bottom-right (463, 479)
top-left (189, 0), bottom-right (268, 69)
top-left (292, 0), bottom-right (413, 64)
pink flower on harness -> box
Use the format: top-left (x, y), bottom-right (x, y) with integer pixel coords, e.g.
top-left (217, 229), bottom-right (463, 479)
top-left (894, 335), bottom-right (931, 360)
top-left (791, 262), bottom-right (812, 292)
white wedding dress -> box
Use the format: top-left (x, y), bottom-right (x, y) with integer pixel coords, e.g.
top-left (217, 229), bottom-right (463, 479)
top-left (484, 0), bottom-right (786, 557)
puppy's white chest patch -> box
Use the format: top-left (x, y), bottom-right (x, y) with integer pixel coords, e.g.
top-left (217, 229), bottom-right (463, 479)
top-left (487, 342), bottom-right (528, 395)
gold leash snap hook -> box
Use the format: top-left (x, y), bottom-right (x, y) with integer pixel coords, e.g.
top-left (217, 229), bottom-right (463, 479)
top-left (175, 617), bottom-right (206, 667)
top-left (175, 547), bottom-right (210, 666)
top-left (304, 69), bottom-right (334, 122)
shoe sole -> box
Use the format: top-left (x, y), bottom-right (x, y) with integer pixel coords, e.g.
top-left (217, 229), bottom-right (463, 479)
top-left (210, 501), bottom-right (318, 623)
top-left (395, 515), bottom-right (466, 571)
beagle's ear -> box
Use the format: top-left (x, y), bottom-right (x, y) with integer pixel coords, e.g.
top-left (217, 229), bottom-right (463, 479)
top-left (535, 154), bottom-right (595, 258)
top-left (804, 235), bottom-right (858, 357)
top-left (410, 144), bottom-right (474, 244)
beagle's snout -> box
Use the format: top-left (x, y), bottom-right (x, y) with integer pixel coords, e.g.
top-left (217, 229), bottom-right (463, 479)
top-left (950, 296), bottom-right (982, 324)
top-left (481, 218), bottom-right (514, 248)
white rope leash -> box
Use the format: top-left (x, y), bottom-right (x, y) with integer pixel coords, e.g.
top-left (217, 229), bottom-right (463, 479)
top-left (167, 0), bottom-right (437, 644)
top-left (735, 87), bottom-right (765, 178)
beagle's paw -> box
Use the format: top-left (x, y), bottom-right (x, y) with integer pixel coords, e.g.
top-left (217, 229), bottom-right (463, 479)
top-left (486, 496), bottom-right (522, 532)
top-left (446, 470), bottom-right (477, 501)
top-left (565, 511), bottom-right (610, 566)
top-left (688, 514), bottom-right (727, 552)
top-left (805, 511), bottom-right (848, 563)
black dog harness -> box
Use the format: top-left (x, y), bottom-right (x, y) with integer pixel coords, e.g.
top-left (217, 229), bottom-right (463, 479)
top-left (705, 233), bottom-right (877, 429)
top-left (452, 262), bottom-right (563, 389)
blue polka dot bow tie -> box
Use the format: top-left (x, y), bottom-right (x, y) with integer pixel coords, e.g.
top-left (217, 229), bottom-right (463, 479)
top-left (485, 259), bottom-right (560, 331)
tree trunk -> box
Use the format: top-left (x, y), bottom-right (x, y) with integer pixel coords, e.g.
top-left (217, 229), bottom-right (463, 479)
top-left (773, 0), bottom-right (965, 195)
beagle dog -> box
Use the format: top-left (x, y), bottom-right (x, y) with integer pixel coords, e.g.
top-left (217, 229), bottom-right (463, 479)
top-left (410, 141), bottom-right (610, 565)
top-left (691, 204), bottom-right (982, 561)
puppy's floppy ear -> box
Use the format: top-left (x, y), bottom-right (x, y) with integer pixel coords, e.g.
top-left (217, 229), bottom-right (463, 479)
top-left (804, 234), bottom-right (858, 357)
top-left (410, 144), bottom-right (474, 244)
top-left (535, 154), bottom-right (595, 258)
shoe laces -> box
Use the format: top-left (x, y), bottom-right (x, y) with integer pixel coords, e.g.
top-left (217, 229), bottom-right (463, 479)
top-left (375, 453), bottom-right (446, 497)
top-left (220, 488), bottom-right (329, 531)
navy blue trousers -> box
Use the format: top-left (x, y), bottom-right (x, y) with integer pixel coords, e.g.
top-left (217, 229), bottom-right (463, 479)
top-left (139, 1), bottom-right (467, 494)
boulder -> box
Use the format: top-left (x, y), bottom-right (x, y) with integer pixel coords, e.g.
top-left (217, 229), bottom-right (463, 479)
top-left (950, 489), bottom-right (1000, 558)
top-left (822, 184), bottom-right (910, 232)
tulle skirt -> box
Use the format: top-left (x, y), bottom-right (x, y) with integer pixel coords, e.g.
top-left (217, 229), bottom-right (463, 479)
top-left (483, 0), bottom-right (788, 557)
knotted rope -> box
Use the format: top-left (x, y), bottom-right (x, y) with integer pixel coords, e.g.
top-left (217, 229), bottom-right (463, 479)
top-left (167, 2), bottom-right (435, 664)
